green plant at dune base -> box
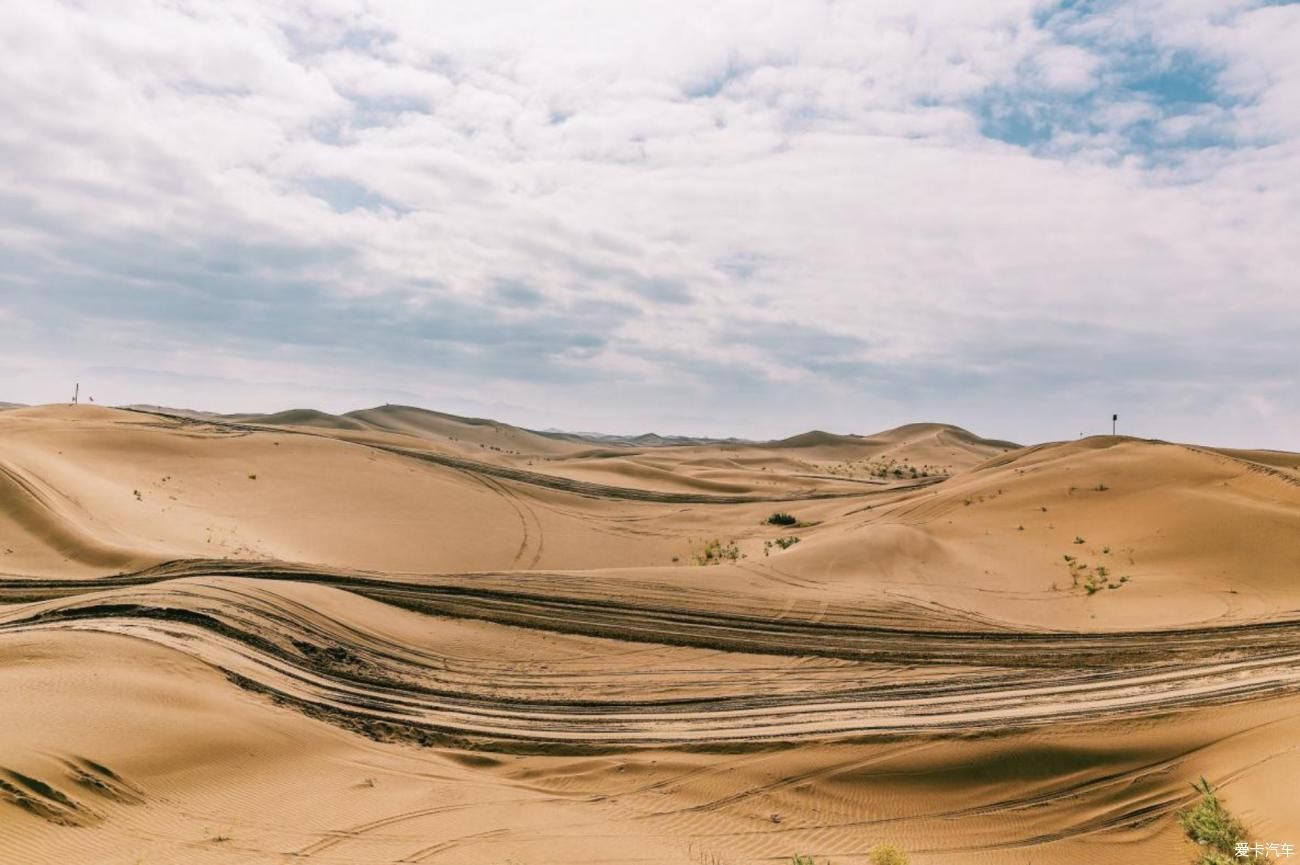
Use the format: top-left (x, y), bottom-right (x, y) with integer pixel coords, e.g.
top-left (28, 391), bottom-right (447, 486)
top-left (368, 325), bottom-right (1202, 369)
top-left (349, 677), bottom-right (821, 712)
top-left (767, 512), bottom-right (798, 526)
top-left (1179, 778), bottom-right (1248, 865)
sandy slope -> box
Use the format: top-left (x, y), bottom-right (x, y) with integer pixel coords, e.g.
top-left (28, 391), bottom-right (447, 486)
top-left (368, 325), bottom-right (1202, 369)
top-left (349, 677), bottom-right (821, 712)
top-left (2, 404), bottom-right (1299, 864)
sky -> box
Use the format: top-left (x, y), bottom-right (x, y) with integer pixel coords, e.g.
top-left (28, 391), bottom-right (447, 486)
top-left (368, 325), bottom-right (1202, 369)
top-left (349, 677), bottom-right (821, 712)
top-left (1, 0), bottom-right (1297, 446)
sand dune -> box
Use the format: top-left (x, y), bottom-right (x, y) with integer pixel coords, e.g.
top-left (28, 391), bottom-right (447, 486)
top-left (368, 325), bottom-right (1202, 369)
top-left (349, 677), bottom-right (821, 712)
top-left (3, 404), bottom-right (1298, 864)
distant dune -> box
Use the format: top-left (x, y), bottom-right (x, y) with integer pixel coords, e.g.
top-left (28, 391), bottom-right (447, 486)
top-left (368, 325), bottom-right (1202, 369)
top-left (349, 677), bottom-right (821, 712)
top-left (3, 402), bottom-right (1299, 865)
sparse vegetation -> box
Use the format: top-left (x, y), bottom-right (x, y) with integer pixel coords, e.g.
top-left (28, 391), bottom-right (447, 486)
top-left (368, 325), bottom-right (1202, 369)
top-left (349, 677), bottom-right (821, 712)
top-left (792, 830), bottom-right (909, 860)
top-left (694, 539), bottom-right (740, 565)
top-left (1065, 551), bottom-right (1129, 595)
top-left (1178, 778), bottom-right (1247, 865)
top-left (1094, 483), bottom-right (1110, 491)
top-left (819, 455), bottom-right (949, 482)
top-left (868, 845), bottom-right (910, 865)
top-left (764, 536), bottom-right (801, 555)
top-left (248, 473), bottom-right (257, 480)
top-left (1073, 536), bottom-right (1086, 544)
top-left (767, 512), bottom-right (798, 526)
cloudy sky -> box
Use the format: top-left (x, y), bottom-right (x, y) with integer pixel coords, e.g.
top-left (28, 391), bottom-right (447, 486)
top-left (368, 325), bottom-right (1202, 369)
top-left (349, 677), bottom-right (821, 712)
top-left (2, 1), bottom-right (1297, 445)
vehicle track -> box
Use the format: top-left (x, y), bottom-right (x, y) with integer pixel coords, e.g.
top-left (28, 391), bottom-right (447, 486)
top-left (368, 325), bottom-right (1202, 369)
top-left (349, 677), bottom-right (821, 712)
top-left (4, 559), bottom-right (1300, 750)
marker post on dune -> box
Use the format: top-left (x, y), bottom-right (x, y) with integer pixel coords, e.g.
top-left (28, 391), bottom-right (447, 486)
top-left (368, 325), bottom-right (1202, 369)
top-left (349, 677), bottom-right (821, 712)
top-left (1112, 413), bottom-right (1117, 435)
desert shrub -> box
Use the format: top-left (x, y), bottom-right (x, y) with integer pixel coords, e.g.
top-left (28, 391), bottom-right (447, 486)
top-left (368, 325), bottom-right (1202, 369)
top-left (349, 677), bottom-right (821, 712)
top-left (868, 845), bottom-right (910, 865)
top-left (1178, 778), bottom-right (1247, 864)
top-left (694, 539), bottom-right (740, 565)
top-left (767, 512), bottom-right (797, 526)
top-left (1084, 572), bottom-right (1107, 595)
top-left (774, 536), bottom-right (800, 550)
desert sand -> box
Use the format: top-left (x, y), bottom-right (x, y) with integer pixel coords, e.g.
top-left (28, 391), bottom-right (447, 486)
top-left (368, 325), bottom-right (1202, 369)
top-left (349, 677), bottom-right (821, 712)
top-left (3, 403), bottom-right (1299, 864)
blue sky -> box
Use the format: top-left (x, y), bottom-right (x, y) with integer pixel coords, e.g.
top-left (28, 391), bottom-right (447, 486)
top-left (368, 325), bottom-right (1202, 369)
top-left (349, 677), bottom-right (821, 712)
top-left (1, 0), bottom-right (1297, 445)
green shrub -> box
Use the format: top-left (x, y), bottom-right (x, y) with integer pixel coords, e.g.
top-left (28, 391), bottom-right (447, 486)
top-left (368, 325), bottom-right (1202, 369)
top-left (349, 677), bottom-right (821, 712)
top-left (774, 536), bottom-right (800, 550)
top-left (1179, 778), bottom-right (1247, 864)
top-left (767, 512), bottom-right (798, 526)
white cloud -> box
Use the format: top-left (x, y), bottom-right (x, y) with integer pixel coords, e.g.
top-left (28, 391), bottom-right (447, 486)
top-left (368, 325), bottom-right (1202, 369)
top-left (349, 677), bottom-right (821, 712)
top-left (1031, 44), bottom-right (1102, 93)
top-left (0, 0), bottom-right (1297, 445)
